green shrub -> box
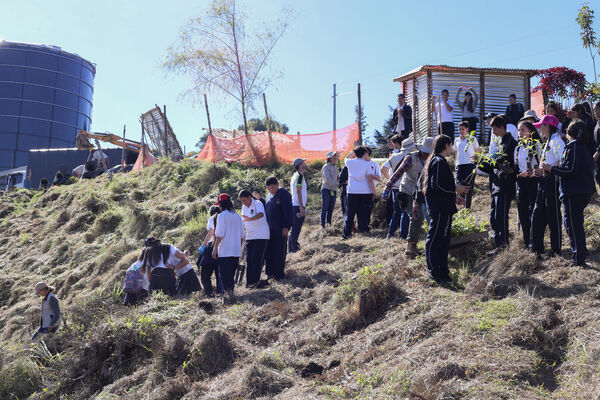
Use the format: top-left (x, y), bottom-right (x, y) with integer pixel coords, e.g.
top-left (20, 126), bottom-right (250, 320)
top-left (93, 209), bottom-right (124, 235)
top-left (450, 208), bottom-right (487, 238)
top-left (0, 357), bottom-right (43, 399)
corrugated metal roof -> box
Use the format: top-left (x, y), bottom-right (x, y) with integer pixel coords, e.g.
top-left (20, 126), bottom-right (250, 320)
top-left (393, 65), bottom-right (539, 82)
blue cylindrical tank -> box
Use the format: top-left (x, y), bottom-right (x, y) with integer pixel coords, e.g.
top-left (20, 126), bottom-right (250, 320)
top-left (0, 40), bottom-right (95, 171)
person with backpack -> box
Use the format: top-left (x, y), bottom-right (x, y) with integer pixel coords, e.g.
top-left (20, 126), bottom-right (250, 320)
top-left (197, 205), bottom-right (223, 297)
top-left (143, 237), bottom-right (177, 296)
top-left (31, 282), bottom-right (61, 340)
top-left (211, 193), bottom-right (245, 304)
top-left (239, 190), bottom-right (270, 288)
top-left (264, 176), bottom-right (294, 280)
top-left (123, 248), bottom-right (150, 306)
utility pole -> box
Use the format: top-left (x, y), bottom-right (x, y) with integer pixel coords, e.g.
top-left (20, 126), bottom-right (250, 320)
top-left (357, 83), bottom-right (362, 145)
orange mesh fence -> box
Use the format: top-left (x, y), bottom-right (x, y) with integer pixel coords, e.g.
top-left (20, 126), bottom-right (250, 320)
top-left (197, 123), bottom-right (359, 166)
top-left (530, 90), bottom-right (545, 121)
top-left (132, 146), bottom-right (157, 171)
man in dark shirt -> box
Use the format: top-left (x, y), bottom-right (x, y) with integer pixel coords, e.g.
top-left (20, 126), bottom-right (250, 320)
top-left (392, 94), bottom-right (413, 140)
top-left (505, 94), bottom-right (525, 126)
top-left (264, 176), bottom-right (293, 280)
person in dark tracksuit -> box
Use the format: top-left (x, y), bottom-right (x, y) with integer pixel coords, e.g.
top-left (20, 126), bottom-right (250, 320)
top-left (339, 165), bottom-right (349, 216)
top-left (593, 102), bottom-right (600, 187)
top-left (530, 115), bottom-right (565, 257)
top-left (423, 135), bottom-right (470, 284)
top-left (479, 116), bottom-right (518, 254)
top-left (514, 121), bottom-right (541, 248)
top-left (264, 176), bottom-right (293, 280)
top-left (542, 119), bottom-right (596, 266)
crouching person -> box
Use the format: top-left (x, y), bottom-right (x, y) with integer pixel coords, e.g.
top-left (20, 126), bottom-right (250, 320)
top-left (144, 237), bottom-right (177, 296)
top-left (168, 245), bottom-right (201, 296)
top-left (123, 248), bottom-right (150, 306)
top-left (32, 282), bottom-right (61, 340)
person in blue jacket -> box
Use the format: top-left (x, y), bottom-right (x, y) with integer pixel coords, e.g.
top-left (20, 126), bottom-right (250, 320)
top-left (422, 135), bottom-right (470, 284)
top-left (264, 176), bottom-right (294, 280)
top-left (542, 119), bottom-right (596, 266)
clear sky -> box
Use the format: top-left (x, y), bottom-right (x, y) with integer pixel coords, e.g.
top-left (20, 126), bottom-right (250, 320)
top-left (1, 0), bottom-right (595, 151)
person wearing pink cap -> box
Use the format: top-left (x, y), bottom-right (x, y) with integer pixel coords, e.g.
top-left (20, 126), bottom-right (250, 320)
top-left (530, 114), bottom-right (565, 257)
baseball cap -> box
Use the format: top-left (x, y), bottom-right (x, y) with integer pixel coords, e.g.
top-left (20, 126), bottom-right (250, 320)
top-left (533, 115), bottom-right (559, 128)
top-left (215, 193), bottom-right (231, 205)
top-left (293, 158), bottom-right (307, 168)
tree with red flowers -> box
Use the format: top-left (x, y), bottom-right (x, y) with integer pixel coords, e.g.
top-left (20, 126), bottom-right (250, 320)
top-left (533, 67), bottom-right (588, 103)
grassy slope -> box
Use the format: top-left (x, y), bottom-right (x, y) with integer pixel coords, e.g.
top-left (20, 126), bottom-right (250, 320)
top-left (0, 159), bottom-right (599, 399)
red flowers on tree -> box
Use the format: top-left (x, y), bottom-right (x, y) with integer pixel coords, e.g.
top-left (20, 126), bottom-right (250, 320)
top-left (533, 67), bottom-right (588, 100)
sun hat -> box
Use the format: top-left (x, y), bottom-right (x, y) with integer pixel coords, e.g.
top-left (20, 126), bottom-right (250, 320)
top-left (34, 282), bottom-right (48, 295)
top-left (292, 158), bottom-right (307, 168)
top-left (533, 115), bottom-right (559, 128)
top-left (416, 137), bottom-right (434, 154)
top-left (519, 110), bottom-right (540, 122)
top-left (326, 151), bottom-right (338, 160)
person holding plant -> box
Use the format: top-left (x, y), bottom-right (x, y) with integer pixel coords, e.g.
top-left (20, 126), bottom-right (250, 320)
top-left (530, 115), bottom-right (565, 258)
top-left (453, 121), bottom-right (480, 209)
top-left (514, 121), bottom-right (541, 248)
top-left (542, 119), bottom-right (596, 266)
top-left (455, 86), bottom-right (479, 133)
top-left (422, 135), bottom-right (469, 284)
top-left (32, 282), bottom-right (61, 340)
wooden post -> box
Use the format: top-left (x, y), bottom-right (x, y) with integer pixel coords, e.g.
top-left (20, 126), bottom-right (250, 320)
top-left (480, 72), bottom-right (486, 143)
top-left (412, 78), bottom-right (418, 143)
top-left (121, 124), bottom-right (126, 167)
top-left (524, 74), bottom-right (531, 110)
top-left (204, 94), bottom-right (212, 135)
top-left (427, 71), bottom-right (433, 137)
top-left (163, 105), bottom-right (169, 158)
top-left (263, 93), bottom-right (270, 129)
top-left (263, 93), bottom-right (277, 163)
top-left (140, 117), bottom-right (145, 167)
top-left (357, 83), bottom-right (362, 145)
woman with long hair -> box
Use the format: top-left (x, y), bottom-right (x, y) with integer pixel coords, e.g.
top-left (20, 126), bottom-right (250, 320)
top-left (123, 247), bottom-right (150, 306)
top-left (455, 86), bottom-right (479, 132)
top-left (31, 282), bottom-right (61, 340)
top-left (545, 102), bottom-right (564, 135)
top-left (542, 119), bottom-right (596, 265)
top-left (143, 237), bottom-right (176, 296)
top-left (422, 135), bottom-right (470, 284)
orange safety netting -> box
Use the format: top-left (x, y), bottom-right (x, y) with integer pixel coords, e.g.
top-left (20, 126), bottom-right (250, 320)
top-left (530, 90), bottom-right (545, 120)
top-left (197, 123), bottom-right (359, 166)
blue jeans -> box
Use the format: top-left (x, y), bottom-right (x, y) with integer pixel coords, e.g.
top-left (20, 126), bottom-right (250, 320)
top-left (388, 190), bottom-right (410, 238)
top-left (289, 206), bottom-right (305, 252)
top-left (321, 189), bottom-right (337, 226)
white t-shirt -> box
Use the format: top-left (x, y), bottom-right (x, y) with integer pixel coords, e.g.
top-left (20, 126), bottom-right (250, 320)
top-left (206, 216), bottom-right (216, 244)
top-left (345, 158), bottom-right (371, 194)
top-left (290, 172), bottom-right (307, 207)
top-left (514, 142), bottom-right (540, 172)
top-left (167, 244), bottom-right (194, 277)
top-left (241, 198), bottom-right (270, 240)
top-left (437, 100), bottom-right (454, 123)
top-left (215, 209), bottom-right (245, 258)
top-left (92, 151), bottom-right (109, 166)
top-left (383, 154), bottom-right (404, 189)
top-left (128, 260), bottom-right (150, 291)
top-left (507, 124), bottom-right (518, 141)
top-left (396, 105), bottom-right (406, 132)
top-left (489, 125), bottom-right (518, 156)
top-left (454, 136), bottom-right (479, 166)
top-left (544, 133), bottom-right (565, 166)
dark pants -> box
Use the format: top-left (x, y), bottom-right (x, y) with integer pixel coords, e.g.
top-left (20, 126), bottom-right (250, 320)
top-left (531, 176), bottom-right (562, 255)
top-left (321, 189), bottom-right (337, 226)
top-left (425, 212), bottom-right (452, 282)
top-left (516, 177), bottom-right (539, 247)
top-left (438, 122), bottom-right (455, 143)
top-left (464, 117), bottom-right (478, 134)
top-left (124, 289), bottom-right (148, 306)
top-left (265, 232), bottom-right (287, 279)
top-left (388, 190), bottom-right (410, 237)
top-left (340, 186), bottom-right (348, 216)
top-left (596, 159), bottom-right (600, 186)
top-left (149, 268), bottom-right (176, 296)
top-left (176, 269), bottom-right (202, 295)
top-left (218, 257), bottom-right (239, 292)
top-left (489, 178), bottom-right (496, 230)
top-left (563, 193), bottom-right (592, 265)
top-left (246, 239), bottom-right (268, 286)
top-left (197, 246), bottom-right (223, 296)
top-left (491, 188), bottom-right (512, 248)
top-left (385, 196), bottom-right (394, 225)
top-left (289, 206), bottom-right (305, 252)
top-left (343, 193), bottom-right (372, 238)
top-left (456, 164), bottom-right (475, 209)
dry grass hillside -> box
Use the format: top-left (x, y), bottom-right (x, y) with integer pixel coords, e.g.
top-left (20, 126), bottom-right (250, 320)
top-left (1, 158), bottom-right (600, 400)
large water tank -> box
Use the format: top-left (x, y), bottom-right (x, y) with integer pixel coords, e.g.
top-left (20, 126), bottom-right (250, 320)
top-left (0, 40), bottom-right (95, 171)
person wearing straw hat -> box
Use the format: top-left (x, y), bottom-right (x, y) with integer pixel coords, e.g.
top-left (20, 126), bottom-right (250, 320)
top-left (382, 137), bottom-right (416, 239)
top-left (31, 282), bottom-right (61, 340)
top-left (519, 110), bottom-right (540, 124)
top-left (321, 151), bottom-right (339, 228)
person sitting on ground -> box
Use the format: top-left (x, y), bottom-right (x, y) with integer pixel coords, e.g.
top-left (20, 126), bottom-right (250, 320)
top-left (239, 190), bottom-right (270, 288)
top-left (123, 247), bottom-right (150, 306)
top-left (211, 193), bottom-right (245, 304)
top-left (198, 206), bottom-right (223, 297)
top-left (31, 282), bottom-right (61, 340)
top-left (143, 237), bottom-right (177, 296)
top-left (321, 151), bottom-right (339, 228)
top-left (264, 176), bottom-right (293, 280)
top-left (91, 149), bottom-right (110, 172)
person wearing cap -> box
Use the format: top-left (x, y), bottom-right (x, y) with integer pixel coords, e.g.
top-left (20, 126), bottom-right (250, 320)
top-left (32, 282), bottom-right (61, 340)
top-left (343, 146), bottom-right (378, 239)
top-left (289, 158), bottom-right (308, 252)
top-left (530, 115), bottom-right (565, 258)
top-left (197, 206), bottom-right (223, 297)
top-left (454, 121), bottom-right (481, 209)
top-left (542, 119), bottom-right (596, 266)
top-left (392, 94), bottom-right (413, 140)
top-left (211, 193), bottom-right (245, 304)
top-left (455, 86), bottom-right (479, 133)
top-left (432, 89), bottom-right (455, 143)
top-left (505, 94), bottom-right (525, 126)
top-left (264, 176), bottom-right (294, 279)
top-left (478, 116), bottom-right (518, 254)
top-left (321, 151), bottom-right (339, 228)
top-left (383, 136), bottom-right (434, 257)
top-left (519, 110), bottom-right (540, 124)
top-left (143, 237), bottom-right (177, 296)
top-left (239, 190), bottom-right (270, 288)
top-left (382, 137), bottom-right (416, 239)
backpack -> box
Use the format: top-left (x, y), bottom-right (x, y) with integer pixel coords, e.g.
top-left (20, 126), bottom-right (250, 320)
top-left (123, 265), bottom-right (143, 294)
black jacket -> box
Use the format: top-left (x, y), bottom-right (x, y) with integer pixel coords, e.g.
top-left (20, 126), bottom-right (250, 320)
top-left (505, 103), bottom-right (524, 126)
top-left (551, 141), bottom-right (596, 199)
top-left (265, 188), bottom-right (294, 233)
top-left (425, 154), bottom-right (457, 215)
top-left (480, 133), bottom-right (518, 195)
top-left (392, 104), bottom-right (413, 134)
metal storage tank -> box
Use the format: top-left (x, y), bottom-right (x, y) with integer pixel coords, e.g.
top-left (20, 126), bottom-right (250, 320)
top-left (0, 40), bottom-right (95, 171)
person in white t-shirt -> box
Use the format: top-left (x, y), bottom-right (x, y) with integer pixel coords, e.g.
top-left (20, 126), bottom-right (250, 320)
top-left (197, 206), bottom-right (223, 297)
top-left (143, 237), bottom-right (176, 296)
top-left (166, 243), bottom-right (201, 296)
top-left (289, 158), bottom-right (308, 252)
top-left (211, 193), bottom-right (245, 304)
top-left (453, 121), bottom-right (480, 209)
top-left (239, 190), bottom-right (270, 288)
top-left (432, 89), bottom-right (455, 143)
top-left (91, 150), bottom-right (110, 171)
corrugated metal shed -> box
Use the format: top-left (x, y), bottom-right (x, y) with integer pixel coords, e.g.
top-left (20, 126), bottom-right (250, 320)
top-left (397, 65), bottom-right (538, 144)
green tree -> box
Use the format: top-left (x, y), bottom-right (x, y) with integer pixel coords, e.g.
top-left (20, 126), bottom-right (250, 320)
top-left (237, 118), bottom-right (289, 133)
top-left (576, 2), bottom-right (600, 85)
top-left (164, 0), bottom-right (291, 134)
top-left (355, 105), bottom-right (367, 139)
top-left (366, 106), bottom-right (395, 158)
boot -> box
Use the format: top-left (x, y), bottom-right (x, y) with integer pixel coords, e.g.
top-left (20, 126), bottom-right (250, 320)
top-left (405, 241), bottom-right (419, 259)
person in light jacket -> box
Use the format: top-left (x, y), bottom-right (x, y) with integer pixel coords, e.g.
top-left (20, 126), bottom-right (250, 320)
top-left (321, 151), bottom-right (339, 227)
top-left (32, 282), bottom-right (61, 340)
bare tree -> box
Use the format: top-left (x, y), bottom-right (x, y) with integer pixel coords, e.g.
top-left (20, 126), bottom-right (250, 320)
top-left (576, 2), bottom-right (600, 85)
top-left (164, 0), bottom-right (291, 134)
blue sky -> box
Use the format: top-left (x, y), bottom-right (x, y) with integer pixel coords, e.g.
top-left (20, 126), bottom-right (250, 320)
top-left (1, 0), bottom-right (595, 151)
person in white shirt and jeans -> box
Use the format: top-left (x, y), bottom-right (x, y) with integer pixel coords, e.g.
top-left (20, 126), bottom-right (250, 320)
top-left (289, 158), bottom-right (308, 252)
top-left (239, 190), bottom-right (270, 288)
top-left (432, 89), bottom-right (455, 143)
